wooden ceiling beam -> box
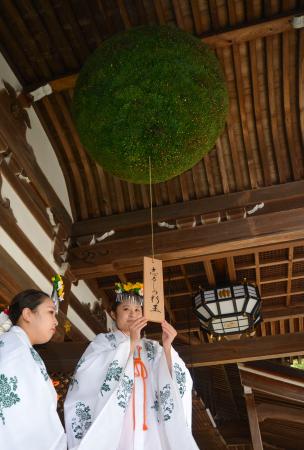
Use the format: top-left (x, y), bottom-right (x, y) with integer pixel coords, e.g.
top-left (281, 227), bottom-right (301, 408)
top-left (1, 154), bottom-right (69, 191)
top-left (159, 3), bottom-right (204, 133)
top-left (71, 181), bottom-right (304, 237)
top-left (21, 12), bottom-right (300, 95)
top-left (202, 13), bottom-right (295, 48)
top-left (40, 331), bottom-right (304, 371)
top-left (257, 402), bottom-right (304, 424)
top-left (239, 363), bottom-right (304, 403)
top-left (244, 388), bottom-right (263, 450)
top-left (69, 206), bottom-right (304, 278)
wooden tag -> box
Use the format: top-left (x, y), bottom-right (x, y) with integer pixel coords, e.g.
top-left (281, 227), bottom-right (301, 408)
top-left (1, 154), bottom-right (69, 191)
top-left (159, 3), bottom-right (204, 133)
top-left (143, 256), bottom-right (165, 323)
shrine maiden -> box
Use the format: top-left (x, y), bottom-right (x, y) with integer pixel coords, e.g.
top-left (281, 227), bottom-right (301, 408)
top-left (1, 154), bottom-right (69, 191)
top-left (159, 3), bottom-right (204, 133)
top-left (0, 289), bottom-right (67, 450)
top-left (64, 283), bottom-right (199, 450)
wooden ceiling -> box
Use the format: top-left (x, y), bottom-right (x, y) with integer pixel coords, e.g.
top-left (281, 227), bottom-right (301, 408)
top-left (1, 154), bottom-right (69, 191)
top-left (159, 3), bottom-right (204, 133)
top-left (1, 1), bottom-right (304, 221)
top-left (1, 2), bottom-right (304, 448)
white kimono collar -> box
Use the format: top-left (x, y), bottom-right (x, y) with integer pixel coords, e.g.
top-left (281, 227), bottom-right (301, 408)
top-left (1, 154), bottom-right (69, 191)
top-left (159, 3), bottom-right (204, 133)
top-left (11, 325), bottom-right (33, 348)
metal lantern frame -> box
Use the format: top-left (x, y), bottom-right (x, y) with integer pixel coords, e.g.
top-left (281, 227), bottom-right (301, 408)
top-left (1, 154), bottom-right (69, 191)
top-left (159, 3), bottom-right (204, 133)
top-left (193, 281), bottom-right (262, 336)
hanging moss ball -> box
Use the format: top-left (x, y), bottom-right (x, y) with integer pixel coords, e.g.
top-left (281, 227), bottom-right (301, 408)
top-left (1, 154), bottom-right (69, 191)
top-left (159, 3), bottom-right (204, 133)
top-left (73, 26), bottom-right (228, 184)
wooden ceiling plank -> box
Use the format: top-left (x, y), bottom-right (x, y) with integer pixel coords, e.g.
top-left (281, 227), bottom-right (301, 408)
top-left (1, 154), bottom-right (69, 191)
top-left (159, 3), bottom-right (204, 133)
top-left (204, 153), bottom-right (217, 196)
top-left (1, 0), bottom-right (52, 79)
top-left (181, 264), bottom-right (192, 293)
top-left (52, 1), bottom-right (90, 63)
top-left (286, 246), bottom-right (293, 306)
top-left (232, 43), bottom-right (258, 189)
top-left (249, 38), bottom-right (273, 186)
top-left (153, 0), bottom-right (166, 25)
top-left (203, 261), bottom-right (216, 286)
top-left (190, 0), bottom-right (204, 34)
top-left (0, 16), bottom-right (36, 82)
top-left (55, 93), bottom-right (100, 217)
top-left (152, 183), bottom-right (162, 207)
top-left (254, 253), bottom-right (260, 291)
top-left (260, 322), bottom-right (267, 337)
top-left (127, 181), bottom-right (137, 211)
top-left (299, 29), bottom-right (304, 149)
top-left (220, 46), bottom-right (245, 191)
top-left (257, 402), bottom-right (304, 424)
top-left (117, 0), bottom-right (132, 29)
top-left (266, 34), bottom-right (289, 183)
top-left (215, 136), bottom-right (230, 194)
top-left (167, 176), bottom-right (181, 204)
top-left (113, 176), bottom-right (126, 214)
top-left (202, 14), bottom-right (294, 47)
top-left (16, 0), bottom-right (65, 76)
top-left (96, 165), bottom-right (112, 216)
top-left (179, 172), bottom-right (190, 202)
top-left (190, 161), bottom-right (207, 198)
top-left (171, 0), bottom-right (186, 30)
top-left (42, 96), bottom-right (88, 219)
top-left (283, 30), bottom-right (303, 180)
top-left (34, 0), bottom-right (79, 70)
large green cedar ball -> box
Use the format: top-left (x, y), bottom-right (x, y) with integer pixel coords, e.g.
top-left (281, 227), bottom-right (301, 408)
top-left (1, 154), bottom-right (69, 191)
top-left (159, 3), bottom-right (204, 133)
top-left (73, 26), bottom-right (228, 184)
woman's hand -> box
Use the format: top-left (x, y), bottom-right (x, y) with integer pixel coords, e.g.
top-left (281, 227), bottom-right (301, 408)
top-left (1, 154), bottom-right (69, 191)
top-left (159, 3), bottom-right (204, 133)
top-left (129, 317), bottom-right (148, 353)
top-left (161, 320), bottom-right (177, 350)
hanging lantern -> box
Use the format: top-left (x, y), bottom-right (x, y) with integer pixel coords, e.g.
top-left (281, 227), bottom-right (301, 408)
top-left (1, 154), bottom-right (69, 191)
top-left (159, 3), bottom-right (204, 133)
top-left (193, 281), bottom-right (262, 336)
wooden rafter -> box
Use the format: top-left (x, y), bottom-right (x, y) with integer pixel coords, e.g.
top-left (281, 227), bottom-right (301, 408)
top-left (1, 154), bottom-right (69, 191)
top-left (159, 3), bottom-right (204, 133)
top-left (21, 12), bottom-right (300, 95)
top-left (69, 206), bottom-right (304, 278)
top-left (71, 181), bottom-right (304, 237)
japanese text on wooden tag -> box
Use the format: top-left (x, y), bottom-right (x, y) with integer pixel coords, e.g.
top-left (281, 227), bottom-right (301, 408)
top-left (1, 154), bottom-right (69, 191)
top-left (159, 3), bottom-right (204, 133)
top-left (143, 256), bottom-right (165, 323)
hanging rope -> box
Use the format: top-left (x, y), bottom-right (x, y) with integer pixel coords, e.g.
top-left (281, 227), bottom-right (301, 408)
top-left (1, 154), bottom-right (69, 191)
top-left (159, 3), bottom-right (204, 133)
top-left (149, 156), bottom-right (155, 261)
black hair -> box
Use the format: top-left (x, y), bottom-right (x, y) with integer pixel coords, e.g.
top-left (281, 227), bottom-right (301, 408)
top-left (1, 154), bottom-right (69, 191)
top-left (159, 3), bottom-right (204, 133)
top-left (109, 300), bottom-right (143, 314)
top-left (9, 289), bottom-right (49, 325)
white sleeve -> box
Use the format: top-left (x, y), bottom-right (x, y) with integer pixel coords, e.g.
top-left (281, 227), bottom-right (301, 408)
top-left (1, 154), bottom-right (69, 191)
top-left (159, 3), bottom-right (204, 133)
top-left (64, 332), bottom-right (133, 450)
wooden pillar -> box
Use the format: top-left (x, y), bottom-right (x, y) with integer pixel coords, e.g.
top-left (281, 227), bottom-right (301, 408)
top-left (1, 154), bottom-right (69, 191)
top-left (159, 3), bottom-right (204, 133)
top-left (244, 386), bottom-right (263, 450)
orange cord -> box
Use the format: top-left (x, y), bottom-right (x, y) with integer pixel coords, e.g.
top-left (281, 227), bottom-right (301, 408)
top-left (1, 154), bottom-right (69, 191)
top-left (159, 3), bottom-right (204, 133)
top-left (133, 345), bottom-right (148, 431)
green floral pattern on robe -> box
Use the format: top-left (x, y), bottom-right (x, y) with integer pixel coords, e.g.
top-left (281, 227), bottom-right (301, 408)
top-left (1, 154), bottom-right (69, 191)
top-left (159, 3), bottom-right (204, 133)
top-left (71, 401), bottom-right (92, 440)
top-left (159, 384), bottom-right (174, 421)
top-left (144, 340), bottom-right (156, 362)
top-left (0, 374), bottom-right (20, 425)
top-left (104, 332), bottom-right (117, 349)
top-left (30, 348), bottom-right (49, 381)
top-left (173, 363), bottom-right (186, 398)
top-left (100, 360), bottom-right (123, 396)
top-left (69, 357), bottom-right (85, 391)
top-left (117, 374), bottom-right (133, 410)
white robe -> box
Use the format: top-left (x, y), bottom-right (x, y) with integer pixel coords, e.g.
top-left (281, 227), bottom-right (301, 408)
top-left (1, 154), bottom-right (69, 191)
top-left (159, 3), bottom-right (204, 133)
top-left (64, 331), bottom-right (199, 450)
top-left (0, 326), bottom-right (67, 450)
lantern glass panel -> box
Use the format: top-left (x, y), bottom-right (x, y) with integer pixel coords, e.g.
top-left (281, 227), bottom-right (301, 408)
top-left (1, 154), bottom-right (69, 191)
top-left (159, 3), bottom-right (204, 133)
top-left (233, 285), bottom-right (245, 297)
top-left (219, 299), bottom-right (235, 314)
top-left (222, 321), bottom-right (239, 332)
top-left (197, 306), bottom-right (211, 319)
top-left (248, 285), bottom-right (258, 298)
top-left (212, 322), bottom-right (224, 331)
top-left (207, 303), bottom-right (218, 315)
top-left (205, 290), bottom-right (216, 302)
top-left (238, 317), bottom-right (249, 327)
top-left (194, 295), bottom-right (202, 308)
top-left (235, 297), bottom-right (246, 312)
top-left (246, 298), bottom-right (258, 313)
